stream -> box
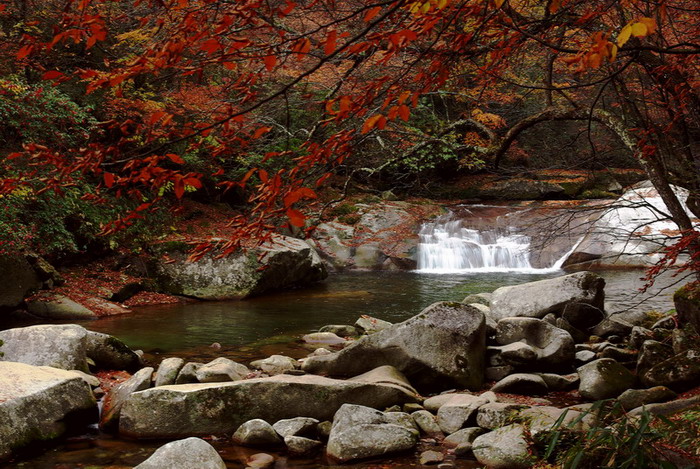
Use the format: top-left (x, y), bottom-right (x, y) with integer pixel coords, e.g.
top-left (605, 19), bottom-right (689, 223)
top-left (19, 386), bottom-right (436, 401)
top-left (1, 269), bottom-right (682, 469)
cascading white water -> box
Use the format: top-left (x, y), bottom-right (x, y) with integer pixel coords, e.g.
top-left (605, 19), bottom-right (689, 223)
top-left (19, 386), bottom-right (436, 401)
top-left (417, 214), bottom-right (580, 273)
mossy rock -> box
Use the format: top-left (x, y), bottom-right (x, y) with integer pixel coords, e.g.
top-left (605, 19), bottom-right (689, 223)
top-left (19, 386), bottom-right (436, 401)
top-left (674, 282), bottom-right (700, 335)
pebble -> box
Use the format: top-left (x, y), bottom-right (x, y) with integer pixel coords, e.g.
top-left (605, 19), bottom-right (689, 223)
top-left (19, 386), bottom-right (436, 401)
top-left (246, 453), bottom-right (275, 468)
top-left (419, 450), bottom-right (444, 465)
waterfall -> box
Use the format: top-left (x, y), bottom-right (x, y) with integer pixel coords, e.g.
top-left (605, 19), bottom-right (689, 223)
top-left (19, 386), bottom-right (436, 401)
top-left (416, 213), bottom-right (581, 274)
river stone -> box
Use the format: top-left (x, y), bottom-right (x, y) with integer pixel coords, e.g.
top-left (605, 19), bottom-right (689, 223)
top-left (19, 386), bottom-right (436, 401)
top-left (627, 394), bottom-right (700, 418)
top-left (303, 302), bottom-right (485, 392)
top-left (355, 315), bottom-right (393, 334)
top-left (246, 453), bottom-right (276, 468)
top-left (326, 404), bottom-right (418, 462)
top-left (671, 328), bottom-right (699, 354)
top-left (472, 424), bottom-right (534, 469)
top-left (497, 342), bottom-right (538, 365)
top-left (636, 340), bottom-right (674, 376)
top-left (175, 362), bottom-right (203, 384)
top-left (599, 346), bottom-right (638, 363)
top-left (154, 235), bottom-right (327, 300)
top-left (496, 318), bottom-right (575, 367)
top-left (443, 427), bottom-right (485, 448)
top-left (519, 406), bottom-right (594, 437)
top-left (420, 450), bottom-right (444, 465)
top-left (302, 332), bottom-right (346, 346)
top-left (554, 317), bottom-right (589, 344)
top-left (251, 355), bottom-right (298, 375)
top-left (196, 357), bottom-right (249, 383)
top-left (674, 283), bottom-right (700, 335)
top-left (489, 272), bottom-right (605, 321)
top-left (535, 373), bottom-right (579, 391)
top-left (491, 373), bottom-right (548, 395)
top-left (641, 349), bottom-right (700, 392)
top-left (424, 392), bottom-right (494, 412)
top-left (468, 303), bottom-right (496, 336)
top-left (485, 366), bottom-right (514, 382)
top-left (26, 292), bottom-right (97, 319)
top-left (575, 350), bottom-right (596, 364)
top-left (319, 325), bottom-right (359, 337)
top-left (617, 386), bottom-right (677, 411)
top-left (100, 367), bottom-right (154, 432)
top-left (155, 358), bottom-right (186, 387)
top-left (0, 362), bottom-right (97, 460)
top-left (347, 365), bottom-right (418, 396)
top-left (561, 302), bottom-right (606, 331)
top-left (119, 372), bottom-right (417, 438)
top-left (134, 437), bottom-right (225, 469)
top-left (437, 395), bottom-right (489, 434)
top-left (629, 326), bottom-right (655, 350)
top-left (233, 419), bottom-right (283, 447)
top-left (285, 435), bottom-right (322, 456)
top-left (0, 324), bottom-right (89, 372)
top-left (412, 410), bottom-right (443, 436)
top-left (0, 254), bottom-right (40, 310)
top-left (85, 331), bottom-right (142, 372)
top-left (384, 412), bottom-right (419, 434)
top-left (462, 293), bottom-right (492, 307)
top-left (578, 358), bottom-right (636, 400)
top-left (476, 403), bottom-right (527, 430)
top-left (272, 417), bottom-right (319, 438)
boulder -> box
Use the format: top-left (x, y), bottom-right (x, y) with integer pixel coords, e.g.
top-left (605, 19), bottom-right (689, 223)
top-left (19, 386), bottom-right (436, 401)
top-left (519, 406), bottom-right (594, 437)
top-left (424, 392), bottom-right (494, 412)
top-left (617, 387), bottom-right (677, 411)
top-left (472, 424), bottom-right (534, 469)
top-left (272, 417), bottom-right (319, 438)
top-left (155, 358), bottom-right (185, 387)
top-left (535, 373), bottom-right (579, 391)
top-left (85, 331), bottom-right (142, 371)
top-left (495, 342), bottom-right (538, 366)
top-left (384, 412), bottom-right (419, 434)
top-left (284, 435), bottom-right (322, 456)
top-left (0, 362), bottom-right (97, 460)
top-left (672, 328), bottom-right (698, 354)
top-left (591, 316), bottom-right (634, 338)
top-left (636, 340), bottom-right (674, 376)
top-left (119, 373), bottom-right (417, 438)
top-left (411, 410), bottom-right (442, 436)
top-left (347, 365), bottom-right (418, 396)
top-left (674, 282), bottom-right (700, 335)
top-left (496, 318), bottom-right (575, 368)
top-left (26, 292), bottom-right (97, 319)
top-left (419, 450), bottom-right (444, 465)
top-left (233, 419), bottom-right (283, 447)
top-left (251, 355), bottom-right (297, 376)
top-left (0, 324), bottom-right (89, 372)
top-left (154, 236), bottom-right (327, 300)
top-left (195, 357), bottom-right (249, 383)
top-left (100, 367), bottom-right (154, 432)
top-left (641, 349), bottom-right (700, 392)
top-left (629, 326), bottom-right (655, 350)
top-left (302, 332), bottom-right (346, 346)
top-left (490, 272), bottom-right (605, 321)
top-left (175, 362), bottom-right (203, 384)
top-left (0, 254), bottom-right (40, 310)
top-left (326, 404), bottom-right (418, 462)
top-left (443, 427), bottom-right (485, 448)
top-left (355, 315), bottom-right (393, 334)
top-left (319, 325), bottom-right (358, 337)
top-left (437, 394), bottom-right (490, 434)
top-left (302, 302), bottom-right (486, 392)
top-left (561, 303), bottom-right (606, 331)
top-left (490, 374), bottom-right (548, 395)
top-left (462, 293), bottom-right (492, 306)
top-left (134, 437), bottom-right (225, 469)
top-left (578, 358), bottom-right (636, 400)
top-left (476, 403), bottom-right (528, 430)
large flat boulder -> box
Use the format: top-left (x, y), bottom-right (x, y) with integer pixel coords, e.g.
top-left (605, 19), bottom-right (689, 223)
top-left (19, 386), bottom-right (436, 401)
top-left (0, 324), bottom-right (90, 372)
top-left (302, 302), bottom-right (486, 392)
top-left (0, 362), bottom-right (97, 460)
top-left (154, 236), bottom-right (327, 299)
top-left (490, 272), bottom-right (605, 321)
top-left (119, 372), bottom-right (418, 439)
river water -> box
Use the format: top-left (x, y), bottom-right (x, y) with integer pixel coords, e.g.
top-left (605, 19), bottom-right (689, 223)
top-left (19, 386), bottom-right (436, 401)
top-left (2, 269), bottom-right (684, 469)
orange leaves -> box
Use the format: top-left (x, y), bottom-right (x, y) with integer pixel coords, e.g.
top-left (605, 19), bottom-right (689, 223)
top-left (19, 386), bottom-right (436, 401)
top-left (361, 114), bottom-right (387, 134)
top-left (548, 0), bottom-right (562, 14)
top-left (291, 38), bottom-right (311, 60)
top-left (389, 30), bottom-right (417, 48)
top-left (494, 0), bottom-right (505, 8)
top-left (617, 17), bottom-right (657, 47)
top-left (200, 38), bottom-right (221, 55)
top-left (263, 55), bottom-right (277, 71)
top-left (364, 6), bottom-right (382, 22)
top-left (286, 208), bottom-right (305, 227)
top-left (16, 45), bottom-right (32, 60)
top-left (252, 126), bottom-right (272, 139)
top-left (324, 30), bottom-right (337, 55)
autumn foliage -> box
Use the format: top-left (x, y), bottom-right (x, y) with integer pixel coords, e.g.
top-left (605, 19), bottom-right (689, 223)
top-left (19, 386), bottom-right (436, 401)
top-left (0, 0), bottom-right (698, 271)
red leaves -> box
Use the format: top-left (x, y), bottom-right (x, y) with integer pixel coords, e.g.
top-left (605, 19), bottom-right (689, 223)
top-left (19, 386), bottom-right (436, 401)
top-left (291, 38), bottom-right (311, 60)
top-left (324, 30), bottom-right (337, 55)
top-left (263, 55), bottom-right (277, 71)
top-left (364, 6), bottom-right (382, 22)
top-left (286, 208), bottom-right (305, 227)
top-left (42, 71), bottom-right (64, 81)
top-left (16, 45), bottom-right (32, 60)
top-left (361, 114), bottom-right (387, 134)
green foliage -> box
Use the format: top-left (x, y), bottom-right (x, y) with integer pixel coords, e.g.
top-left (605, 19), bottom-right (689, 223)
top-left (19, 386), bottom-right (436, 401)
top-left (328, 202), bottom-right (358, 218)
top-left (541, 401), bottom-right (681, 469)
top-left (0, 77), bottom-right (98, 149)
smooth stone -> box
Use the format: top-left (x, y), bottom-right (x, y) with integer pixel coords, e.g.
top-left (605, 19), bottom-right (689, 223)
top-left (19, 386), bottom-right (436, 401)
top-left (578, 358), bottom-right (636, 400)
top-left (284, 435), bottom-right (322, 456)
top-left (196, 357), bottom-right (249, 383)
top-left (599, 346), bottom-right (638, 363)
top-left (518, 406), bottom-right (594, 437)
top-left (636, 340), bottom-right (674, 376)
top-left (535, 373), bottom-right (579, 391)
top-left (485, 366), bottom-right (515, 382)
top-left (443, 427), bottom-right (484, 448)
top-left (355, 316), bottom-right (393, 334)
top-left (490, 373), bottom-right (548, 395)
top-left (319, 325), bottom-right (359, 337)
top-left (251, 355), bottom-right (298, 376)
top-left (233, 419), bottom-right (283, 447)
top-left (84, 331), bottom-right (142, 371)
top-left (472, 424), bottom-right (534, 469)
top-left (627, 395), bottom-right (700, 417)
top-left (0, 324), bottom-right (89, 372)
top-left (384, 411), bottom-right (420, 435)
top-left (419, 450), bottom-right (444, 465)
top-left (476, 402), bottom-right (528, 430)
top-left (462, 293), bottom-right (492, 307)
top-left (175, 362), bottom-right (203, 384)
top-left (100, 367), bottom-right (154, 432)
top-left (246, 453), bottom-right (275, 468)
top-left (155, 358), bottom-right (185, 387)
top-left (561, 302), bottom-right (606, 330)
top-left (497, 342), bottom-right (538, 365)
top-left (641, 349), bottom-right (700, 392)
top-left (134, 437), bottom-right (225, 469)
top-left (591, 317), bottom-right (634, 338)
top-left (302, 332), bottom-right (346, 345)
top-left (617, 386), bottom-right (677, 411)
top-left (576, 350), bottom-right (596, 363)
top-left (26, 292), bottom-right (97, 319)
top-left (496, 317), bottom-right (575, 367)
top-left (412, 410), bottom-right (443, 436)
top-left (272, 417), bottom-right (319, 438)
top-left (437, 396), bottom-right (489, 434)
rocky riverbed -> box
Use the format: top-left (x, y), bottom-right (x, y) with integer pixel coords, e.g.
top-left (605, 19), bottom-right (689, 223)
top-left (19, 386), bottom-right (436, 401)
top-left (2, 272), bottom-right (699, 468)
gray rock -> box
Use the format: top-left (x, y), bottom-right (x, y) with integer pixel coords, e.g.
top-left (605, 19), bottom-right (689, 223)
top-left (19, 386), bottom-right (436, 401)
top-left (674, 282), bottom-right (700, 335)
top-left (419, 450), bottom-right (444, 465)
top-left (497, 342), bottom-right (538, 366)
top-left (412, 410), bottom-right (443, 436)
top-left (535, 373), bottom-right (579, 391)
top-left (0, 324), bottom-right (89, 372)
top-left (119, 373), bottom-right (417, 438)
top-left (319, 325), bottom-right (358, 337)
top-left (519, 406), bottom-right (594, 437)
top-left (317, 421), bottom-right (332, 440)
top-left (0, 254), bottom-right (40, 310)
top-left (326, 404), bottom-right (417, 462)
top-left (629, 326), bottom-right (655, 350)
top-left (272, 417), bottom-right (319, 438)
top-left (496, 318), bottom-right (575, 367)
top-left (302, 332), bottom-right (346, 345)
top-left (476, 403), bottom-right (527, 430)
top-left (472, 424), bottom-right (534, 469)
top-left (468, 303), bottom-right (496, 335)
top-left (99, 367), bottom-right (153, 432)
top-left (384, 412), bottom-right (419, 434)
top-left (155, 358), bottom-right (186, 387)
top-left (424, 393), bottom-right (494, 412)
top-left (246, 453), bottom-right (275, 468)
top-left (578, 358), bottom-right (636, 400)
top-left (485, 366), bottom-right (514, 382)
top-left (196, 357), bottom-right (249, 383)
top-left (671, 328), bottom-right (698, 354)
top-left (599, 346), bottom-right (638, 363)
top-left (636, 340), bottom-right (674, 376)
top-left (233, 419), bottom-right (283, 447)
top-left (555, 317), bottom-right (589, 344)
top-left (591, 317), bottom-right (634, 337)
top-left (437, 395), bottom-right (489, 434)
top-left (443, 427), bottom-right (484, 448)
top-left (490, 272), bottom-right (605, 321)
top-left (627, 395), bottom-right (700, 418)
top-left (303, 302), bottom-right (485, 392)
top-left (561, 303), bottom-right (606, 331)
top-left (575, 350), bottom-right (596, 364)
top-left (284, 435), bottom-right (322, 456)
top-left (617, 387), bottom-right (677, 411)
top-left (134, 437), bottom-right (225, 469)
top-left (462, 293), bottom-right (492, 307)
top-left (641, 349), bottom-right (700, 392)
top-left (491, 373), bottom-right (548, 395)
top-left (0, 362), bottom-right (97, 460)
top-left (26, 292), bottom-right (97, 319)
top-left (651, 316), bottom-right (676, 330)
top-left (347, 365), bottom-right (418, 396)
top-left (85, 331), bottom-right (142, 372)
top-left (154, 236), bottom-right (326, 300)
top-left (252, 355), bottom-right (298, 376)
top-left (175, 362), bottom-right (203, 384)
top-left (355, 316), bottom-right (393, 334)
